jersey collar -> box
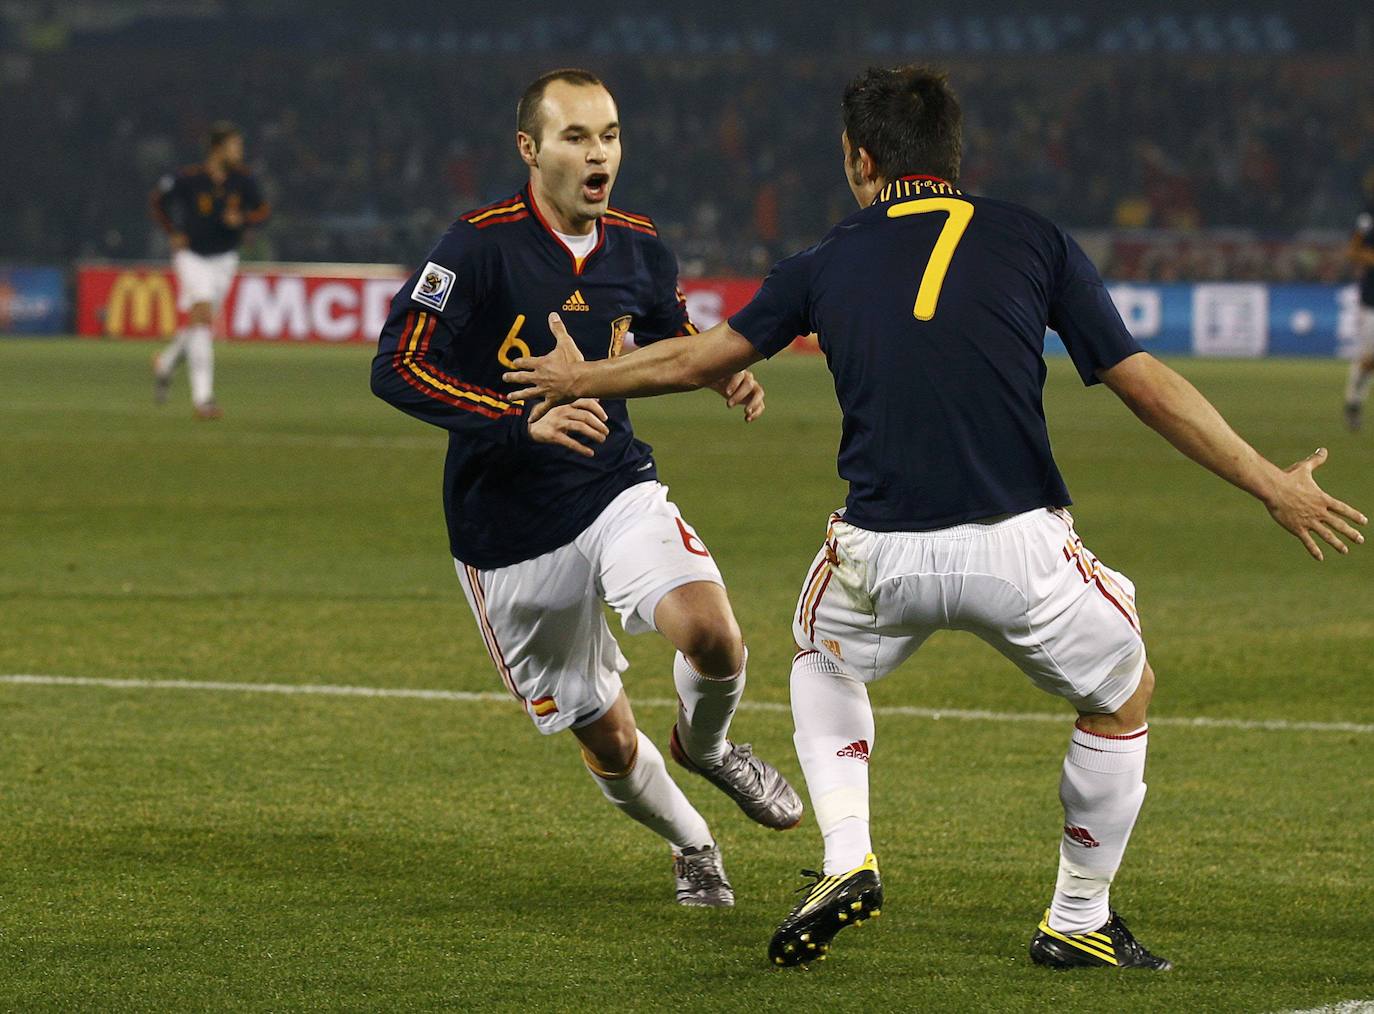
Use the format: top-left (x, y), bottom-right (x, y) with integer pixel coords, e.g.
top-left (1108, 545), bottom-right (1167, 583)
top-left (525, 184), bottom-right (605, 276)
top-left (872, 174), bottom-right (963, 206)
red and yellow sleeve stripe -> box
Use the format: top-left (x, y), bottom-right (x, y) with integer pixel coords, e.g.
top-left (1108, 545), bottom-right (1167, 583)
top-left (603, 208), bottom-right (657, 236)
top-left (391, 311), bottom-right (522, 420)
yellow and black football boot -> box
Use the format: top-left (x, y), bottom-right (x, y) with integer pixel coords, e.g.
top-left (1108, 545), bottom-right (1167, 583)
top-left (1030, 910), bottom-right (1173, 970)
top-left (768, 853), bottom-right (882, 967)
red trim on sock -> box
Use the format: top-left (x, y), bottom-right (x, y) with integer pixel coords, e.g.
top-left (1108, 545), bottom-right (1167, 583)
top-left (793, 649), bottom-right (820, 663)
top-left (1074, 720), bottom-right (1148, 740)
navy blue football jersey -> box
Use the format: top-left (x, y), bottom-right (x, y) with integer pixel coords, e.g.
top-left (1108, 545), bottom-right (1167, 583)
top-left (729, 175), bottom-right (1142, 533)
top-left (150, 165), bottom-right (269, 255)
top-left (370, 185), bottom-right (696, 569)
top-left (1355, 205), bottom-right (1374, 308)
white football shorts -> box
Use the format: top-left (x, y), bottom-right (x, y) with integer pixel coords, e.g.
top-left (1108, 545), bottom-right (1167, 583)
top-left (173, 249), bottom-right (239, 312)
top-left (455, 481), bottom-right (725, 734)
top-left (794, 507), bottom-right (1145, 714)
top-left (1359, 306), bottom-right (1374, 357)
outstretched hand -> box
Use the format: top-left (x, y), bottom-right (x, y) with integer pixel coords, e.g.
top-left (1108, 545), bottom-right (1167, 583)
top-left (504, 313), bottom-right (585, 417)
top-left (1265, 448), bottom-right (1366, 561)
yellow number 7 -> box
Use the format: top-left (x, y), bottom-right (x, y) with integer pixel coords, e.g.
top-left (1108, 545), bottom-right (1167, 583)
top-left (887, 197), bottom-right (974, 321)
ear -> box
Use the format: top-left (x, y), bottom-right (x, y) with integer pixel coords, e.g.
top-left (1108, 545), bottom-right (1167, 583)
top-left (857, 146), bottom-right (879, 184)
top-left (517, 130), bottom-right (539, 169)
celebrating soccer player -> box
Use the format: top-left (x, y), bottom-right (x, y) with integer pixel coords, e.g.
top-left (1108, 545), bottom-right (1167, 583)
top-left (149, 121), bottom-right (270, 419)
top-left (505, 66), bottom-right (1367, 968)
top-left (370, 70), bottom-right (801, 908)
top-left (1343, 168), bottom-right (1374, 431)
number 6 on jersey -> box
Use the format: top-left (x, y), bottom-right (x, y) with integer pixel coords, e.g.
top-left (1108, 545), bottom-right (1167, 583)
top-left (887, 197), bottom-right (974, 321)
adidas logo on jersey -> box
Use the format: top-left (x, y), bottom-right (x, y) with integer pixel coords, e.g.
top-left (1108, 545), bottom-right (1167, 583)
top-left (562, 290), bottom-right (590, 311)
top-left (836, 739), bottom-right (870, 762)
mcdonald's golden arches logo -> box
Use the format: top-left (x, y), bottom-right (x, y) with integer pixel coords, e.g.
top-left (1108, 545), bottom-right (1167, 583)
top-left (107, 272), bottom-right (176, 336)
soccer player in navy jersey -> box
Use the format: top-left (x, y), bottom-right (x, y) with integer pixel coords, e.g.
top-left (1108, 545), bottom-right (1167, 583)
top-left (370, 69), bottom-right (801, 908)
top-left (506, 66), bottom-right (1366, 967)
top-left (150, 121), bottom-right (270, 419)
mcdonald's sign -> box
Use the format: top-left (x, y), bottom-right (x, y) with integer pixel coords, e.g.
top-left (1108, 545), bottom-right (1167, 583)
top-left (76, 264), bottom-right (179, 338)
top-left (108, 271), bottom-right (176, 336)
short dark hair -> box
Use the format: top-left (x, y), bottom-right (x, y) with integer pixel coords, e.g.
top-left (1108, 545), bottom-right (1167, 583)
top-left (207, 120), bottom-right (241, 151)
top-left (517, 68), bottom-right (606, 145)
top-left (841, 66), bottom-right (962, 184)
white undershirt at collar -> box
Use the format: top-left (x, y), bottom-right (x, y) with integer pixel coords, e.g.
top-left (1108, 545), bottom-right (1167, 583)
top-left (553, 226), bottom-right (598, 261)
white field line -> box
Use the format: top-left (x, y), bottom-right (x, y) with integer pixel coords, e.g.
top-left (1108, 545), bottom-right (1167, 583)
top-left (1277, 1003), bottom-right (1374, 1014)
top-left (2, 674), bottom-right (1372, 735)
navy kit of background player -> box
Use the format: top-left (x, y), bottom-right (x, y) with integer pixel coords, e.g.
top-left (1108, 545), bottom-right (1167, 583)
top-left (149, 121), bottom-right (270, 419)
top-left (506, 66), bottom-right (1366, 968)
top-left (370, 69), bottom-right (801, 907)
top-left (1343, 168), bottom-right (1374, 431)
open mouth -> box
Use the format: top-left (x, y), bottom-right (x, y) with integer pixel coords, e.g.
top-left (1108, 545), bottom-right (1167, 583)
top-left (582, 172), bottom-right (610, 202)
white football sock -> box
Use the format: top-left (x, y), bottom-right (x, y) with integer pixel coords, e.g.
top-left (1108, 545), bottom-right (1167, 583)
top-left (584, 730), bottom-right (712, 853)
top-left (1049, 722), bottom-right (1149, 934)
top-left (791, 649), bottom-right (874, 875)
top-left (1345, 361), bottom-right (1374, 405)
top-left (673, 648), bottom-right (746, 767)
top-left (186, 324), bottom-right (214, 406)
top-left (157, 329), bottom-right (188, 377)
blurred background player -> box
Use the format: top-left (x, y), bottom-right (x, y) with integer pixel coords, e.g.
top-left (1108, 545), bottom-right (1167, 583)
top-left (1344, 168), bottom-right (1374, 431)
top-left (504, 64), bottom-right (1367, 971)
top-left (149, 120), bottom-right (270, 419)
top-left (370, 70), bottom-right (800, 907)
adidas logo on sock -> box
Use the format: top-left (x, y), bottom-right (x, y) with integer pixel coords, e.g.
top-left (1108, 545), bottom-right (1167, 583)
top-left (1064, 824), bottom-right (1101, 848)
top-left (836, 739), bottom-right (870, 762)
top-left (562, 289), bottom-right (590, 311)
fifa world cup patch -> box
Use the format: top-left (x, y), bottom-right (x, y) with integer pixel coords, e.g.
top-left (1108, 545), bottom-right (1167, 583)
top-left (412, 261), bottom-right (456, 312)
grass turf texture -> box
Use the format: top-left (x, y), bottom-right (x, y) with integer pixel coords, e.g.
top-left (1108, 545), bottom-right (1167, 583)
top-left (1, 337), bottom-right (1371, 1012)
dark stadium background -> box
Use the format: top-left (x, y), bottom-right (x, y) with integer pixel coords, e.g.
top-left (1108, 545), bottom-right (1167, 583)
top-left (2, 2), bottom-right (1370, 276)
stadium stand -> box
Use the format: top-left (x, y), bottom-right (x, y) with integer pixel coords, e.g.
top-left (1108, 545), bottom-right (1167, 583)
top-left (0, 5), bottom-right (1370, 278)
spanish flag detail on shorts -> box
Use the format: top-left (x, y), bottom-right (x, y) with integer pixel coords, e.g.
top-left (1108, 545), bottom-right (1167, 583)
top-left (530, 696), bottom-right (559, 717)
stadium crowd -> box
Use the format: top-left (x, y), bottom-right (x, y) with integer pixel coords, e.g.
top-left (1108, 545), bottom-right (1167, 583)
top-left (3, 42), bottom-right (1370, 280)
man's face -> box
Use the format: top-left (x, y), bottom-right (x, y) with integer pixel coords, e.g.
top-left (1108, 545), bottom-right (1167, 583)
top-left (523, 82), bottom-right (621, 226)
top-left (217, 134), bottom-right (245, 169)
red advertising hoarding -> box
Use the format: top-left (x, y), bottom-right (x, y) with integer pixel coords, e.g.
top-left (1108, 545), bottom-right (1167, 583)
top-left (75, 262), bottom-right (819, 348)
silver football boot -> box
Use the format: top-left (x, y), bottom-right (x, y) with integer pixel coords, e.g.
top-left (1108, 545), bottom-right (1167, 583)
top-left (670, 726), bottom-right (805, 831)
top-left (673, 844), bottom-right (735, 907)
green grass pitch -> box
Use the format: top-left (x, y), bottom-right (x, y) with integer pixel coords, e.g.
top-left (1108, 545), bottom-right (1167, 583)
top-left (1, 337), bottom-right (1371, 1012)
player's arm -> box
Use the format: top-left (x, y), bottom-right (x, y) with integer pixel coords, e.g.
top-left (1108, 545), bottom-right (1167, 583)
top-left (631, 238), bottom-right (765, 418)
top-left (1051, 227), bottom-right (1364, 560)
top-left (506, 312), bottom-right (763, 417)
top-left (370, 226), bottom-right (608, 457)
top-left (242, 176), bottom-right (271, 227)
top-left (507, 246), bottom-right (813, 419)
top-left (1099, 353), bottom-right (1365, 561)
top-left (1346, 233), bottom-right (1374, 268)
top-left (149, 174), bottom-right (187, 250)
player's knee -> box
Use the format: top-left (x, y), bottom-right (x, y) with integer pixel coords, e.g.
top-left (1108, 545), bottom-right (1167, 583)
top-left (583, 724), bottom-right (639, 777)
top-left (189, 302), bottom-right (213, 324)
top-left (679, 610), bottom-right (744, 677)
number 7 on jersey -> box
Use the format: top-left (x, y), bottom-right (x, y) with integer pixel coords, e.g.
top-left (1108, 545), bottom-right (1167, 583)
top-left (887, 197), bottom-right (974, 321)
